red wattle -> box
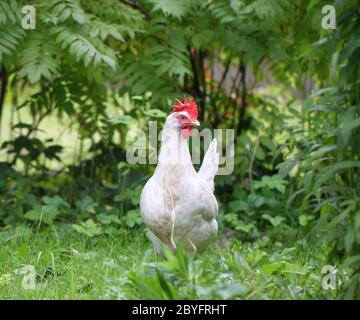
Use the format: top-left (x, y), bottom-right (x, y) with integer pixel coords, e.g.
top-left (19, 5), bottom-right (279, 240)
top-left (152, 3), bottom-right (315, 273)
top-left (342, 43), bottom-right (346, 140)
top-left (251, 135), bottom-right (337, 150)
top-left (181, 127), bottom-right (192, 139)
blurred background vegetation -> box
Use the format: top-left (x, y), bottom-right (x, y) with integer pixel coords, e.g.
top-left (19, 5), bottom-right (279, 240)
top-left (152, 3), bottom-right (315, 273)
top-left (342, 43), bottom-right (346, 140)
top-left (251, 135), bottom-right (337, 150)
top-left (0, 0), bottom-right (359, 299)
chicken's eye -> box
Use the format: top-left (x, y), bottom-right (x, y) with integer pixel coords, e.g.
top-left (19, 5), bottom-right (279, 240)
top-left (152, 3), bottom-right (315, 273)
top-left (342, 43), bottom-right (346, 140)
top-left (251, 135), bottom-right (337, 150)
top-left (179, 115), bottom-right (187, 120)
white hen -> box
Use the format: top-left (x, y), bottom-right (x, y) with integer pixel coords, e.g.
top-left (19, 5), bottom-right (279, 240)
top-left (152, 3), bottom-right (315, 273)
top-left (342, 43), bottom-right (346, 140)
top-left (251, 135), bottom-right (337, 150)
top-left (140, 97), bottom-right (219, 255)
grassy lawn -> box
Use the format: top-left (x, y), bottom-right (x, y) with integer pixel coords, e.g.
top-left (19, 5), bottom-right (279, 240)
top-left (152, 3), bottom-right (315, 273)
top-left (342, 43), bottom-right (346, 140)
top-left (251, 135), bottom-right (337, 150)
top-left (0, 224), bottom-right (336, 300)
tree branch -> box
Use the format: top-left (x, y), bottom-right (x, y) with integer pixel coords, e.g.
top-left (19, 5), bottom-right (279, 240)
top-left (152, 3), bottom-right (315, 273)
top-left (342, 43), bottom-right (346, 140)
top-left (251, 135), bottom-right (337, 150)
top-left (120, 0), bottom-right (152, 19)
top-left (237, 61), bottom-right (247, 135)
top-left (199, 49), bottom-right (207, 122)
top-left (188, 47), bottom-right (201, 102)
top-left (0, 67), bottom-right (8, 134)
top-left (218, 57), bottom-right (232, 92)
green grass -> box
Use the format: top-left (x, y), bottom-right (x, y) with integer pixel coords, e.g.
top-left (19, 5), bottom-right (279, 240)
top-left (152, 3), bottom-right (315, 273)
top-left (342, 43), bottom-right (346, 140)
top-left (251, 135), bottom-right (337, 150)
top-left (0, 224), bottom-right (340, 300)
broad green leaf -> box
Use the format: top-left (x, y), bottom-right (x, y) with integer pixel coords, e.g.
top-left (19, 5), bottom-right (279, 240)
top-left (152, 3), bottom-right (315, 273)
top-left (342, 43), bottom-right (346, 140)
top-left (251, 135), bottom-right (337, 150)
top-left (72, 219), bottom-right (103, 237)
top-left (143, 109), bottom-right (167, 118)
top-left (109, 115), bottom-right (135, 125)
top-left (262, 214), bottom-right (284, 227)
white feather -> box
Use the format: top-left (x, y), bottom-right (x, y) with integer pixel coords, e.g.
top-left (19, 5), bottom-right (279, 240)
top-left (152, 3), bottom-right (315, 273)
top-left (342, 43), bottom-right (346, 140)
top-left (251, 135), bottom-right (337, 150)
top-left (140, 113), bottom-right (219, 255)
top-left (198, 138), bottom-right (219, 190)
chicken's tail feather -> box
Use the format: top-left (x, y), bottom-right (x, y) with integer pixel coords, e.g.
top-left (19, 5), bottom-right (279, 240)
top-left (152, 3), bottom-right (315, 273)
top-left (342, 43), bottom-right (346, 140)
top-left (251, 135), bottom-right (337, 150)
top-left (198, 138), bottom-right (219, 189)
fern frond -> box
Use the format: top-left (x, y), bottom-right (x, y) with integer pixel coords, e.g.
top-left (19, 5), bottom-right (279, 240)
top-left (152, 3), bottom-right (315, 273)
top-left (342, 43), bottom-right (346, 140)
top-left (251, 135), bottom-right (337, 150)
top-left (89, 18), bottom-right (125, 42)
top-left (208, 1), bottom-right (239, 23)
top-left (249, 0), bottom-right (284, 20)
top-left (47, 0), bottom-right (88, 24)
top-left (0, 0), bottom-right (25, 63)
top-left (0, 24), bottom-right (26, 64)
top-left (147, 0), bottom-right (194, 19)
top-left (51, 26), bottom-right (117, 70)
top-left (147, 45), bottom-right (191, 84)
top-left (0, 0), bottom-right (21, 25)
top-left (81, 0), bottom-right (145, 38)
top-left (17, 33), bottom-right (60, 83)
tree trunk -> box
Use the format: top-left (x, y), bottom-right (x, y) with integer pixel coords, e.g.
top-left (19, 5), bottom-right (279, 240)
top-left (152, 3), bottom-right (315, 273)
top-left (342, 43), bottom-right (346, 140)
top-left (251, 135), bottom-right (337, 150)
top-left (0, 67), bottom-right (8, 135)
top-left (188, 48), bottom-right (201, 103)
top-left (199, 49), bottom-right (207, 123)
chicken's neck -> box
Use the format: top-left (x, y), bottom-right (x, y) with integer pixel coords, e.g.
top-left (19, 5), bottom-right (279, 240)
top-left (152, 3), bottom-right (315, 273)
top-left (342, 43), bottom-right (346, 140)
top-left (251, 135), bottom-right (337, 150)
top-left (155, 125), bottom-right (194, 176)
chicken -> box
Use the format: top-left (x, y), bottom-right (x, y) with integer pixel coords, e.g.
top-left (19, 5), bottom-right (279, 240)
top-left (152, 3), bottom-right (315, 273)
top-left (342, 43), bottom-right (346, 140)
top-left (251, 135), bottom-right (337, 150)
top-left (140, 96), bottom-right (219, 255)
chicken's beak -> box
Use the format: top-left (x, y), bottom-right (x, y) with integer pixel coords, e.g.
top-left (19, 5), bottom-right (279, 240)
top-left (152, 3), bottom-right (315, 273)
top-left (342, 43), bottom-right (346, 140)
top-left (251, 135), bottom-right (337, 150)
top-left (191, 120), bottom-right (200, 126)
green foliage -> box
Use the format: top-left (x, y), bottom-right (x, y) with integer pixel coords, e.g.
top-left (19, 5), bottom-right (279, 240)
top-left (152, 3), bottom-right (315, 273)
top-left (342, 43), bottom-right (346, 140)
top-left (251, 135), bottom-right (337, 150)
top-left (147, 0), bottom-right (195, 19)
top-left (18, 33), bottom-right (59, 83)
top-left (73, 219), bottom-right (102, 237)
top-left (0, 1), bottom-right (25, 63)
top-left (254, 174), bottom-right (288, 194)
top-left (0, 226), bottom-right (338, 299)
top-left (24, 195), bottom-right (70, 224)
top-left (0, 0), bottom-right (129, 83)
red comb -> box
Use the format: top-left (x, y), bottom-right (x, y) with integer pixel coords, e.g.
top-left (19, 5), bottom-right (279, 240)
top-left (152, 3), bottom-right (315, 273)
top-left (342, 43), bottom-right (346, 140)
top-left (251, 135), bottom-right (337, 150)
top-left (171, 96), bottom-right (198, 120)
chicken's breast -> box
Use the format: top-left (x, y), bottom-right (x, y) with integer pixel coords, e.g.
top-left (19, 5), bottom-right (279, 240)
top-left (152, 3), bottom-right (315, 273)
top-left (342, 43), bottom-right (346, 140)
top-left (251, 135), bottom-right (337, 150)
top-left (140, 169), bottom-right (218, 254)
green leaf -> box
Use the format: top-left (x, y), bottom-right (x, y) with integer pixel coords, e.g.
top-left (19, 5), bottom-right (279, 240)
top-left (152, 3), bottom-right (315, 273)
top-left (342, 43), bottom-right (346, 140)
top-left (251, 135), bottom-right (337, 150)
top-left (24, 209), bottom-right (42, 221)
top-left (148, 0), bottom-right (193, 19)
top-left (261, 262), bottom-right (285, 275)
top-left (345, 229), bottom-right (355, 252)
top-left (125, 209), bottom-right (142, 228)
top-left (342, 255), bottom-right (360, 268)
top-left (255, 145), bottom-right (266, 160)
top-left (253, 174), bottom-right (288, 193)
top-left (73, 219), bottom-right (103, 237)
top-left (51, 26), bottom-right (117, 71)
top-left (260, 137), bottom-right (275, 151)
top-left (339, 110), bottom-right (360, 147)
top-left (229, 200), bottom-right (249, 211)
top-left (235, 223), bottom-right (255, 233)
top-left (248, 194), bottom-right (265, 208)
top-left (262, 214), bottom-right (284, 227)
top-left (109, 115), bottom-right (135, 125)
top-left (75, 196), bottom-right (97, 214)
top-left (102, 55), bottom-right (116, 70)
top-left (303, 170), bottom-right (313, 194)
top-left (249, 0), bottom-right (284, 20)
top-left (72, 12), bottom-right (86, 24)
top-left (261, 261), bottom-right (304, 275)
top-left (143, 109), bottom-right (167, 118)
top-left (313, 161), bottom-right (360, 191)
top-left (299, 215), bottom-right (314, 227)
top-left (17, 33), bottom-right (59, 83)
top-left (24, 207), bottom-right (56, 225)
top-left (97, 214), bottom-right (121, 225)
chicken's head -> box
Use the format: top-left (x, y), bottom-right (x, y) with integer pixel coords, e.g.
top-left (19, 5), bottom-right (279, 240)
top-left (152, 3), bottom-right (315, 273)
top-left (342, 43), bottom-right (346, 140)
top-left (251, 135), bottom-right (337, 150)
top-left (169, 96), bottom-right (200, 139)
